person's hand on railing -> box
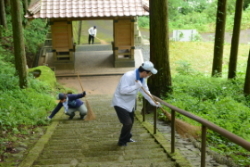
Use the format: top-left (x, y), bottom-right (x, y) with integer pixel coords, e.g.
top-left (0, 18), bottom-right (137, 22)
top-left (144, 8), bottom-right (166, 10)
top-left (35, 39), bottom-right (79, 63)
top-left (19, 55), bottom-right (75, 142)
top-left (149, 100), bottom-right (161, 108)
top-left (155, 102), bottom-right (161, 108)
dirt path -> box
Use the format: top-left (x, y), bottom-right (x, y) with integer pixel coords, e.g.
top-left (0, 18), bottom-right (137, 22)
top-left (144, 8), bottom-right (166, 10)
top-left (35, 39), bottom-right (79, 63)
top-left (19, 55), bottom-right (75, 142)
top-left (84, 20), bottom-right (250, 44)
top-left (140, 28), bottom-right (250, 44)
top-left (57, 75), bottom-right (121, 95)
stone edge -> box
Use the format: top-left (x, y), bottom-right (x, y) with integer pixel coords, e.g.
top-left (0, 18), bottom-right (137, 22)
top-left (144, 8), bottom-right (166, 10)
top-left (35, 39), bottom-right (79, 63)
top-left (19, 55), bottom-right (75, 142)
top-left (135, 112), bottom-right (193, 167)
top-left (18, 111), bottom-right (64, 167)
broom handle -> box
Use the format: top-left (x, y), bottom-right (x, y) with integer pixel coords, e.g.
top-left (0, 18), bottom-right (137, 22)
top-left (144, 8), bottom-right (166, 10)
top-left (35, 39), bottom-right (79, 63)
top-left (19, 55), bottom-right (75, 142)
top-left (140, 83), bottom-right (165, 112)
top-left (140, 85), bottom-right (157, 104)
top-left (77, 75), bottom-right (84, 92)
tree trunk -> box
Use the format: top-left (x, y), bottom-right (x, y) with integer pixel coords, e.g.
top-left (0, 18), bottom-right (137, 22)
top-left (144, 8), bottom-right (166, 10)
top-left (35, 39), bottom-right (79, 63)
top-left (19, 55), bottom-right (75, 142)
top-left (228, 0), bottom-right (243, 79)
top-left (0, 0), bottom-right (7, 28)
top-left (212, 0), bottom-right (227, 77)
top-left (149, 0), bottom-right (172, 98)
top-left (4, 0), bottom-right (10, 6)
top-left (244, 49), bottom-right (250, 95)
top-left (22, 0), bottom-right (28, 13)
top-left (10, 0), bottom-right (28, 88)
top-left (142, 0), bottom-right (171, 113)
top-left (78, 21), bottom-right (82, 45)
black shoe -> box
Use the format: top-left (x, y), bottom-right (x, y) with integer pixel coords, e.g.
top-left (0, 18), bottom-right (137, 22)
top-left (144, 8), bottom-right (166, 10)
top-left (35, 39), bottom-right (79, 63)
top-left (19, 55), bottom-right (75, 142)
top-left (117, 142), bottom-right (127, 147)
top-left (80, 115), bottom-right (85, 120)
top-left (128, 139), bottom-right (136, 143)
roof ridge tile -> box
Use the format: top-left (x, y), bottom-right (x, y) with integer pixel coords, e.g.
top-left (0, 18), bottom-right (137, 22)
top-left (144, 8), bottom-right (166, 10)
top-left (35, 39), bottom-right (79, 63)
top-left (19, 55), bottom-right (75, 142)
top-left (25, 0), bottom-right (149, 19)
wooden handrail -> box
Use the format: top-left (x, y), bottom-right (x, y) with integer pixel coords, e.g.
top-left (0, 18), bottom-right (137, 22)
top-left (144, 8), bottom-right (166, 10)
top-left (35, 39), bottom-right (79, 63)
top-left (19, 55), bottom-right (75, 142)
top-left (141, 95), bottom-right (250, 167)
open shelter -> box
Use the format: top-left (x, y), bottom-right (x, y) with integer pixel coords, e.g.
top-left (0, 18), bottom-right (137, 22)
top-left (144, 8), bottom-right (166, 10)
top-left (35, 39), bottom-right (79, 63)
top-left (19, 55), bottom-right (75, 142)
top-left (25, 0), bottom-right (149, 69)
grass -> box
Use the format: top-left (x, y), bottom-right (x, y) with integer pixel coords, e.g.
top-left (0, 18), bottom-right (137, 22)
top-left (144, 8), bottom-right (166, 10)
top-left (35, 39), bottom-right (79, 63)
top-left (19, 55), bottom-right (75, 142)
top-left (169, 42), bottom-right (249, 76)
top-left (72, 20), bottom-right (113, 45)
top-left (71, 20), bottom-right (249, 78)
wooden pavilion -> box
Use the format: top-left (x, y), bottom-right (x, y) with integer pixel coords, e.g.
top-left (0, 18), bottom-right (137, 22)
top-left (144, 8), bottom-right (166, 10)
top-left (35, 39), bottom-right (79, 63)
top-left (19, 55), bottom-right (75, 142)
top-left (25, 0), bottom-right (149, 68)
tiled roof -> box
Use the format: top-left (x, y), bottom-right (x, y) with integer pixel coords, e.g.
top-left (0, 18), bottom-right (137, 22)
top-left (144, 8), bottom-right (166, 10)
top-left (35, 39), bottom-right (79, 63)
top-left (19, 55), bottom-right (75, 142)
top-left (25, 0), bottom-right (149, 19)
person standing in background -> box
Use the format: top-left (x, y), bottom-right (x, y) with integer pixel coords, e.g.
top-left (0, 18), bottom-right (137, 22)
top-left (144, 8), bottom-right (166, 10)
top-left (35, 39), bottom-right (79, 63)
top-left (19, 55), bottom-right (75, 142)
top-left (88, 26), bottom-right (97, 44)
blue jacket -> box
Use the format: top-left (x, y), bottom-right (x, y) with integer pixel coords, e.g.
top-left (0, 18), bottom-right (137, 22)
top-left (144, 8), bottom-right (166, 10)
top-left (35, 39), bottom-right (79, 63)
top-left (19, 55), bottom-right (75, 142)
top-left (49, 93), bottom-right (85, 118)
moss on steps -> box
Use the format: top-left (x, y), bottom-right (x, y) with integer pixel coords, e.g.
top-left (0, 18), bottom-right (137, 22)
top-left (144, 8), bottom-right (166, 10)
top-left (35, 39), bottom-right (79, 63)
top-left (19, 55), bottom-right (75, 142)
top-left (19, 95), bottom-right (191, 167)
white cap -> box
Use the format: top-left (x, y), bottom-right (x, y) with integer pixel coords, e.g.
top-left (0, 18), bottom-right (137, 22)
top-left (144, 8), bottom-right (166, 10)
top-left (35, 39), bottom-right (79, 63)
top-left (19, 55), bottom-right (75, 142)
top-left (141, 61), bottom-right (158, 74)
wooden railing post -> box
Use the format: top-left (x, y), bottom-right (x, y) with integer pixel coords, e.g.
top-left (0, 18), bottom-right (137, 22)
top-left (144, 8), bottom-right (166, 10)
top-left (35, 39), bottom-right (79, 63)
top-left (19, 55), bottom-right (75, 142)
top-left (142, 98), bottom-right (146, 122)
top-left (201, 125), bottom-right (207, 167)
top-left (154, 107), bottom-right (157, 134)
top-left (171, 109), bottom-right (175, 153)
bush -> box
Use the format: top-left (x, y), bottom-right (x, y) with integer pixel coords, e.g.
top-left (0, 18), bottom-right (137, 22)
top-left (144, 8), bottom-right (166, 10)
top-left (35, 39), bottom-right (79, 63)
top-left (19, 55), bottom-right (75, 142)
top-left (163, 73), bottom-right (250, 165)
top-left (0, 66), bottom-right (57, 132)
top-left (137, 16), bottom-right (149, 29)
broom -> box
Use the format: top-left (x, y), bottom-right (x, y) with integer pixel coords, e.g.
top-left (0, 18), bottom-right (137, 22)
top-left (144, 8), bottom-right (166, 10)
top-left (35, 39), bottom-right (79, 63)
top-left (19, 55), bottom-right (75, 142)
top-left (77, 75), bottom-right (96, 121)
top-left (95, 37), bottom-right (108, 44)
top-left (140, 84), bottom-right (200, 138)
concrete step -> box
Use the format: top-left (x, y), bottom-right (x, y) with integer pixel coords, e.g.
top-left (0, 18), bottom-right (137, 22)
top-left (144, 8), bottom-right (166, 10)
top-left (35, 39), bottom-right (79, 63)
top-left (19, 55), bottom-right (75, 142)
top-left (27, 96), bottom-right (182, 167)
top-left (33, 161), bottom-right (176, 167)
top-left (76, 161), bottom-right (175, 167)
top-left (34, 157), bottom-right (175, 166)
top-left (39, 148), bottom-right (168, 160)
top-left (76, 44), bottom-right (112, 52)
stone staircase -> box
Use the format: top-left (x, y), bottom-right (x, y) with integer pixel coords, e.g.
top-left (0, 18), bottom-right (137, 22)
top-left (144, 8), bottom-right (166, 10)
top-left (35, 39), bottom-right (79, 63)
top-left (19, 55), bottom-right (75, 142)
top-left (20, 95), bottom-right (182, 167)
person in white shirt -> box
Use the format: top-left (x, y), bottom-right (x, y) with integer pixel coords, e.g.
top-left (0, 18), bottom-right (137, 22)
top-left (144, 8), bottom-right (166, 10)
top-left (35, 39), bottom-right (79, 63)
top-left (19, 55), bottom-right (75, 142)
top-left (88, 26), bottom-right (97, 44)
top-left (112, 61), bottom-right (161, 146)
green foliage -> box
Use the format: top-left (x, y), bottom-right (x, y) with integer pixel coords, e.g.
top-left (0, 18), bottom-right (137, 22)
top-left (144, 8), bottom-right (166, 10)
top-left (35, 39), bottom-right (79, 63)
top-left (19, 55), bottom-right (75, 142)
top-left (137, 16), bottom-right (149, 29)
top-left (138, 0), bottom-right (250, 33)
top-left (24, 19), bottom-right (48, 54)
top-left (0, 13), bottom-right (62, 160)
top-left (241, 5), bottom-right (250, 30)
top-left (28, 66), bottom-right (57, 88)
top-left (175, 60), bottom-right (199, 75)
top-left (0, 37), bottom-right (58, 157)
top-left (244, 0), bottom-right (250, 9)
top-left (0, 66), bottom-right (57, 131)
top-left (163, 73), bottom-right (250, 165)
top-left (0, 13), bottom-right (48, 65)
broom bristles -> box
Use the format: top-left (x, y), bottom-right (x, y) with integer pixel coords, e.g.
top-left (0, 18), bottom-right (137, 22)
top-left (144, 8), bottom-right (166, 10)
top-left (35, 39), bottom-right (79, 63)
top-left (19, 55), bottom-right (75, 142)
top-left (84, 100), bottom-right (96, 121)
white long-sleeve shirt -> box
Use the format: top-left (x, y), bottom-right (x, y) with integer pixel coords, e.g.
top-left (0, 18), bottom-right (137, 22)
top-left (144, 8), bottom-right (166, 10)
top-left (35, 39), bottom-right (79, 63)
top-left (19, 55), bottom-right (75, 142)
top-left (112, 69), bottom-right (155, 112)
top-left (88, 27), bottom-right (97, 37)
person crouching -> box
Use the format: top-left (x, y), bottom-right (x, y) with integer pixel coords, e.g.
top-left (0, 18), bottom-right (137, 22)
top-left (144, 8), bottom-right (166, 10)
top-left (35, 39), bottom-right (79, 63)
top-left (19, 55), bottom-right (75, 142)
top-left (47, 91), bottom-right (88, 120)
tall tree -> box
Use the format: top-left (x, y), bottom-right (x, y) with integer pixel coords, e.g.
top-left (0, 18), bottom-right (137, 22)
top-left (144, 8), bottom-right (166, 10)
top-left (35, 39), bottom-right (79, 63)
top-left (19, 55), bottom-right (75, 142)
top-left (0, 0), bottom-right (7, 28)
top-left (10, 0), bottom-right (28, 88)
top-left (212, 0), bottom-right (227, 77)
top-left (149, 0), bottom-right (172, 97)
top-left (228, 0), bottom-right (244, 79)
top-left (244, 49), bottom-right (250, 95)
top-left (4, 0), bottom-right (10, 7)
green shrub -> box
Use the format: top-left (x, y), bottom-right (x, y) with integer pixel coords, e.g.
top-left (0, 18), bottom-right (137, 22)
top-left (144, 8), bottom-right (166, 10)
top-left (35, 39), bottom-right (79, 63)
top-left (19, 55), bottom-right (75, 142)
top-left (164, 73), bottom-right (250, 165)
top-left (137, 16), bottom-right (149, 29)
top-left (0, 70), bottom-right (56, 131)
top-left (24, 19), bottom-right (48, 54)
